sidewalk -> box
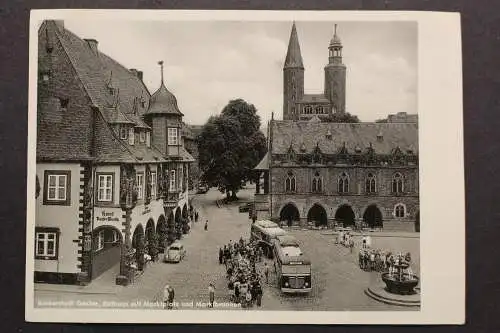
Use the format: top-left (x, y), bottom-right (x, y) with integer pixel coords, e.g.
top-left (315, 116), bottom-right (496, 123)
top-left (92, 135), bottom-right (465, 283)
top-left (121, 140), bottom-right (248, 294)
top-left (35, 264), bottom-right (123, 295)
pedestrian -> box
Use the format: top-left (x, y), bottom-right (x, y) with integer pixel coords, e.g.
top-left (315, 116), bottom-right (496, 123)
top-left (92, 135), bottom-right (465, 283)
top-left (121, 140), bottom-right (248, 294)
top-left (204, 220), bottom-right (208, 231)
top-left (362, 235), bottom-right (367, 249)
top-left (164, 285), bottom-right (175, 309)
top-left (263, 262), bottom-right (269, 283)
top-left (195, 211), bottom-right (199, 222)
top-left (208, 283), bottom-right (215, 308)
top-left (255, 282), bottom-right (263, 307)
top-left (245, 289), bottom-right (253, 308)
top-left (234, 280), bottom-right (241, 303)
top-left (349, 238), bottom-right (354, 253)
top-left (219, 247), bottom-right (223, 264)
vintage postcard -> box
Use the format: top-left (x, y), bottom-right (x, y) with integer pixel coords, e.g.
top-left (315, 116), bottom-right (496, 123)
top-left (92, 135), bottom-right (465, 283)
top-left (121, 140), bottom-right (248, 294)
top-left (26, 10), bottom-right (464, 324)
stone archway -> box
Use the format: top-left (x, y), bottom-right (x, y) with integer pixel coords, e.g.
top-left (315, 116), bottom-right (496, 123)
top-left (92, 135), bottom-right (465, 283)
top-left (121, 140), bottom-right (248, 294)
top-left (156, 215), bottom-right (168, 253)
top-left (132, 224), bottom-right (145, 270)
top-left (307, 203), bottom-right (328, 227)
top-left (91, 225), bottom-right (123, 279)
top-left (145, 219), bottom-right (158, 261)
top-left (335, 204), bottom-right (355, 227)
top-left (415, 211), bottom-right (420, 232)
top-left (167, 210), bottom-right (176, 244)
top-left (280, 203), bottom-right (300, 227)
top-left (363, 204), bottom-right (383, 229)
top-left (174, 208), bottom-right (182, 239)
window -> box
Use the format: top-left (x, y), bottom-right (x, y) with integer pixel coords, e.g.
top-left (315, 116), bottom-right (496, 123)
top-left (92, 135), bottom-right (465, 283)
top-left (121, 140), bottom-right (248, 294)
top-left (315, 106), bottom-right (323, 114)
top-left (136, 172), bottom-right (144, 199)
top-left (146, 132), bottom-right (151, 147)
top-left (40, 71), bottom-right (50, 82)
top-left (97, 173), bottom-right (113, 202)
top-left (168, 128), bottom-right (178, 146)
top-left (139, 131), bottom-right (146, 143)
top-left (43, 170), bottom-right (71, 205)
top-left (59, 98), bottom-right (69, 110)
top-left (395, 203), bottom-right (406, 218)
top-left (365, 173), bottom-right (377, 193)
top-left (304, 105), bottom-right (312, 114)
top-left (96, 230), bottom-right (105, 251)
top-left (338, 172), bottom-right (349, 193)
top-left (128, 128), bottom-right (135, 145)
top-left (285, 172), bottom-right (296, 192)
top-left (392, 172), bottom-right (404, 194)
top-left (178, 165), bottom-right (183, 190)
top-left (120, 126), bottom-right (128, 140)
top-left (170, 170), bottom-right (176, 191)
top-left (312, 172), bottom-right (322, 193)
top-left (35, 228), bottom-right (59, 259)
top-left (150, 171), bottom-right (157, 199)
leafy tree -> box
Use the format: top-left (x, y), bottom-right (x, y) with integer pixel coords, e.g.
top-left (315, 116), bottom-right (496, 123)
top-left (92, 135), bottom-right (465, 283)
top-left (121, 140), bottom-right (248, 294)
top-left (198, 99), bottom-right (267, 201)
top-left (323, 112), bottom-right (360, 123)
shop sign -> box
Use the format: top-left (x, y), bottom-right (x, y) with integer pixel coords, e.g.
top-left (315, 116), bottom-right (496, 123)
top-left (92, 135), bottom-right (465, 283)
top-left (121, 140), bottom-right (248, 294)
top-left (96, 210), bottom-right (120, 222)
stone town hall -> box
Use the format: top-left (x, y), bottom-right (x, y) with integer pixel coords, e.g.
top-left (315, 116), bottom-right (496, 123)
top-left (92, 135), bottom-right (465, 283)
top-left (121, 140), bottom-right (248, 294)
top-left (254, 23), bottom-right (420, 232)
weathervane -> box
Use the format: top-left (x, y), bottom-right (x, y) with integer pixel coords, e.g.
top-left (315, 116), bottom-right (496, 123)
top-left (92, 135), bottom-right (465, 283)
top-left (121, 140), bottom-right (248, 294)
top-left (158, 60), bottom-right (164, 84)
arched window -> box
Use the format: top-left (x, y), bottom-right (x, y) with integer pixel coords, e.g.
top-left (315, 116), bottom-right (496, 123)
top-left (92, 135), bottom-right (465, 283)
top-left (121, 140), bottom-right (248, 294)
top-left (365, 173), bottom-right (376, 193)
top-left (392, 172), bottom-right (404, 194)
top-left (394, 203), bottom-right (406, 218)
top-left (285, 172), bottom-right (296, 192)
top-left (312, 172), bottom-right (322, 193)
top-left (338, 172), bottom-right (349, 193)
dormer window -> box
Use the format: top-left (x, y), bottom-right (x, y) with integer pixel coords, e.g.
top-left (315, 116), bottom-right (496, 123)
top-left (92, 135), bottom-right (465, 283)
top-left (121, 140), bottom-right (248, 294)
top-left (40, 71), bottom-right (50, 82)
top-left (59, 98), bottom-right (69, 111)
top-left (120, 126), bottom-right (128, 140)
top-left (128, 128), bottom-right (135, 145)
top-left (139, 131), bottom-right (146, 143)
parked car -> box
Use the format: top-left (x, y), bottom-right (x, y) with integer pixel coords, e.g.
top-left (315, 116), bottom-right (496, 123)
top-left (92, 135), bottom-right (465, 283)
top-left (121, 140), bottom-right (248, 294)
top-left (239, 202), bottom-right (252, 213)
top-left (164, 242), bottom-right (186, 263)
top-left (197, 184), bottom-right (209, 194)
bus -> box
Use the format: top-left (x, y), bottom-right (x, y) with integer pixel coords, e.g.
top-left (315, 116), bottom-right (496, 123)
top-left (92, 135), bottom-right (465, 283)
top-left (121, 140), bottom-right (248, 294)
top-left (272, 235), bottom-right (312, 294)
top-left (250, 220), bottom-right (287, 258)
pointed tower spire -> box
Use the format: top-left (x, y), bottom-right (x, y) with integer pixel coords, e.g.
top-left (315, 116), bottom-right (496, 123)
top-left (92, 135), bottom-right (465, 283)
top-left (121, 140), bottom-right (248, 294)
top-left (158, 60), bottom-right (164, 85)
top-left (284, 22), bottom-right (304, 69)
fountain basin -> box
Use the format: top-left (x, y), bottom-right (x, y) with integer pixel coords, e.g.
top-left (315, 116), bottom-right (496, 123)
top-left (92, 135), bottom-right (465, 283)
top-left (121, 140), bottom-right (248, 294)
top-left (382, 272), bottom-right (419, 295)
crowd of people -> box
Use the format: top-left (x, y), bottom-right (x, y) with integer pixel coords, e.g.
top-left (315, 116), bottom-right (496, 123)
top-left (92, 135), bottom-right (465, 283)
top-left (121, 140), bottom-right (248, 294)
top-left (358, 248), bottom-right (413, 274)
top-left (220, 238), bottom-right (265, 308)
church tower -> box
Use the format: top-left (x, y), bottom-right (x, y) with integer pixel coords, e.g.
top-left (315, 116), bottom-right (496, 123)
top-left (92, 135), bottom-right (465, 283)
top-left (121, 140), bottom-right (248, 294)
top-left (324, 24), bottom-right (346, 114)
top-left (283, 22), bottom-right (304, 120)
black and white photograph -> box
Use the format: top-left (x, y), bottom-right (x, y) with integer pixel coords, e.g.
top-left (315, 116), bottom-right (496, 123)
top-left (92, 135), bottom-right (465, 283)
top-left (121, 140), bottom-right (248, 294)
top-left (26, 10), bottom-right (464, 324)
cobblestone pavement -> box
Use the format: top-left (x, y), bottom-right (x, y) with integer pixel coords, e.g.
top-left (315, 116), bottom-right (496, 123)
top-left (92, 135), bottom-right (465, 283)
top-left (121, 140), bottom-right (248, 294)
top-left (35, 185), bottom-right (420, 311)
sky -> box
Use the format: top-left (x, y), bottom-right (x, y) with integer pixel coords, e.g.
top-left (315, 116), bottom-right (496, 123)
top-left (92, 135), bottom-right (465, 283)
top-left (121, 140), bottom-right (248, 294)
top-left (63, 20), bottom-right (417, 125)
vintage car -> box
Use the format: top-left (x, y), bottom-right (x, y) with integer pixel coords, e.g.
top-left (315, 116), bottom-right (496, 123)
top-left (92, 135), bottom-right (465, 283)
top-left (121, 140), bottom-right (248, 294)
top-left (164, 242), bottom-right (186, 263)
top-left (197, 184), bottom-right (209, 194)
top-left (239, 202), bottom-right (253, 213)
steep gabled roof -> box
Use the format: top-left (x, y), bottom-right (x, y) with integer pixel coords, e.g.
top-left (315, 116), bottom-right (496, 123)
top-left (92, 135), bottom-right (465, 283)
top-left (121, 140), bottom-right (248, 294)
top-left (53, 22), bottom-right (151, 123)
top-left (271, 121), bottom-right (418, 155)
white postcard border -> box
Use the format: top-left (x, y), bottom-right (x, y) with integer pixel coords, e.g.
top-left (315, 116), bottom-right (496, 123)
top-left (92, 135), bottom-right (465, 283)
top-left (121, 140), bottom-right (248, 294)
top-left (26, 9), bottom-right (464, 324)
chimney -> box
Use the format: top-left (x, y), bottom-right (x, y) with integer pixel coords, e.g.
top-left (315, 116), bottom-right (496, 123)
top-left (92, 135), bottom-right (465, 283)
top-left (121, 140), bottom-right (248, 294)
top-left (84, 38), bottom-right (98, 55)
top-left (129, 68), bottom-right (143, 81)
top-left (53, 20), bottom-right (64, 31)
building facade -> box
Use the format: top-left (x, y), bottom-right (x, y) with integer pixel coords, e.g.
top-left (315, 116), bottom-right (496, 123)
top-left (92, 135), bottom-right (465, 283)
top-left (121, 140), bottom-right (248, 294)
top-left (283, 23), bottom-right (346, 121)
top-left (254, 23), bottom-right (419, 232)
top-left (35, 20), bottom-right (194, 285)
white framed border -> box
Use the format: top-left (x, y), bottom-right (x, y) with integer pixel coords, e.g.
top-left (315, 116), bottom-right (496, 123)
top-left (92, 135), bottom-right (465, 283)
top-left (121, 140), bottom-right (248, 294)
top-left (26, 9), bottom-right (464, 324)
